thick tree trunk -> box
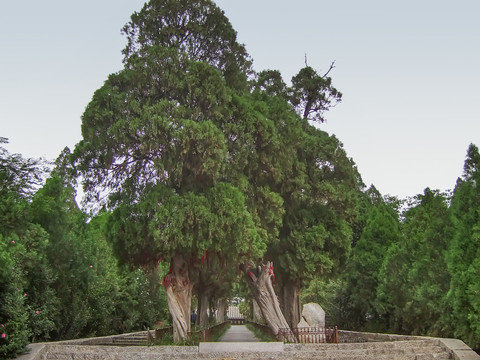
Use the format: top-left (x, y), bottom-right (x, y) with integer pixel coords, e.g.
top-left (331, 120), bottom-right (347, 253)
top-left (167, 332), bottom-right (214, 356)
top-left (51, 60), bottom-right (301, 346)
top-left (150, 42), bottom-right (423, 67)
top-left (216, 298), bottom-right (227, 323)
top-left (163, 255), bottom-right (193, 342)
top-left (244, 262), bottom-right (293, 340)
top-left (196, 289), bottom-right (210, 328)
top-left (280, 278), bottom-right (302, 328)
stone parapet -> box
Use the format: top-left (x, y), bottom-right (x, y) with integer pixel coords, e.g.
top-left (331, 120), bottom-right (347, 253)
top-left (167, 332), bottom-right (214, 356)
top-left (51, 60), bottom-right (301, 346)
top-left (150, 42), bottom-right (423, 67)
top-left (15, 330), bottom-right (480, 360)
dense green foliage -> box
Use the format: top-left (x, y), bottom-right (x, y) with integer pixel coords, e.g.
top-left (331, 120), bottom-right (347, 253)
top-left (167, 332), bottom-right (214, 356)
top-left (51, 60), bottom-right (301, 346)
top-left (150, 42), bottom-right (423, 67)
top-left (304, 143), bottom-right (480, 351)
top-left (447, 144), bottom-right (480, 347)
top-left (74, 3), bottom-right (269, 336)
top-left (0, 144), bottom-right (168, 359)
top-left (74, 0), bottom-right (352, 337)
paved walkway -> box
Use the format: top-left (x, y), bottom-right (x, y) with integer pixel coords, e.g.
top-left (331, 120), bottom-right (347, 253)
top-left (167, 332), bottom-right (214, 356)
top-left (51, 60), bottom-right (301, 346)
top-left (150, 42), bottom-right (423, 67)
top-left (219, 325), bottom-right (259, 342)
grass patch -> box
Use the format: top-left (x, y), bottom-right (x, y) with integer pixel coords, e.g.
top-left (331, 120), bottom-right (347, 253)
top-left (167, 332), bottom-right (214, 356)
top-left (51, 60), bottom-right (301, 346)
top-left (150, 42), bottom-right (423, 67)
top-left (151, 332), bottom-right (175, 345)
top-left (151, 330), bottom-right (198, 346)
top-left (210, 322), bottom-right (231, 342)
top-left (152, 322), bottom-right (231, 345)
top-left (245, 323), bottom-right (276, 342)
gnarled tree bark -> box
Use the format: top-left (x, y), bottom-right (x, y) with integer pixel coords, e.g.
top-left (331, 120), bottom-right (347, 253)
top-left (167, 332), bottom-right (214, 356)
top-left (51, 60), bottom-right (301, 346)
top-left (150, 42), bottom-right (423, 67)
top-left (244, 262), bottom-right (294, 341)
top-left (163, 254), bottom-right (193, 342)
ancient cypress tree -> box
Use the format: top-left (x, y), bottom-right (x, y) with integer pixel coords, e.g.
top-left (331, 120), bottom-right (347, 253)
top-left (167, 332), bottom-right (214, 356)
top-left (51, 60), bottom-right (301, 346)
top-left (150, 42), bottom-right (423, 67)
top-left (247, 69), bottom-right (356, 329)
top-left (74, 0), bottom-right (268, 341)
top-left (74, 0), bottom-right (355, 339)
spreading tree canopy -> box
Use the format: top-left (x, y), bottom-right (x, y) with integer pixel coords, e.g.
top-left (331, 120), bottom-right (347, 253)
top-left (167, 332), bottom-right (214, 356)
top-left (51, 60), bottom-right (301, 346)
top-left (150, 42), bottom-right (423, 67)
top-left (74, 0), bottom-right (266, 340)
top-left (74, 0), bottom-right (351, 339)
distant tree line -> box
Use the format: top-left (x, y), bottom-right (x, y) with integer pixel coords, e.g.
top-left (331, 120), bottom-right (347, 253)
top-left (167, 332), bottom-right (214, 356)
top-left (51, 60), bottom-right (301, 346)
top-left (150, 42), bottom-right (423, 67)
top-left (302, 143), bottom-right (480, 352)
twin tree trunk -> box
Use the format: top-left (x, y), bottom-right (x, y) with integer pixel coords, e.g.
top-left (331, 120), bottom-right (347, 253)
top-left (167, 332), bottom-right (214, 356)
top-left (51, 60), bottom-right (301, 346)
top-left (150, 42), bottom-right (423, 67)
top-left (280, 279), bottom-right (302, 329)
top-left (163, 255), bottom-right (193, 342)
top-left (244, 262), bottom-right (293, 340)
top-left (163, 257), bottom-right (297, 342)
top-left (196, 287), bottom-right (211, 328)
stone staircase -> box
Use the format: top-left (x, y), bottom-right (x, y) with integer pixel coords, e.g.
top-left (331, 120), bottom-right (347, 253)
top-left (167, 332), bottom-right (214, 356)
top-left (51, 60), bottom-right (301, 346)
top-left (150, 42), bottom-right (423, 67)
top-left (39, 339), bottom-right (453, 359)
top-left (108, 330), bottom-right (150, 346)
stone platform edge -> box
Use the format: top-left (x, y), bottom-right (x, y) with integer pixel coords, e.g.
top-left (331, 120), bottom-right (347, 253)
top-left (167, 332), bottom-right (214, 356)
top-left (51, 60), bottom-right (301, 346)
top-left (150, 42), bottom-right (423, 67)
top-left (338, 330), bottom-right (480, 360)
top-left (199, 341), bottom-right (283, 353)
top-left (15, 330), bottom-right (480, 360)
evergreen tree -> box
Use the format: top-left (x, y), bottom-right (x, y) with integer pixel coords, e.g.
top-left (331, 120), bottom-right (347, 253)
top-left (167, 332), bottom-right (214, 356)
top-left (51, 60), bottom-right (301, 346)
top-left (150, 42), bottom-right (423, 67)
top-left (0, 139), bottom-right (50, 358)
top-left (74, 1), bottom-right (265, 340)
top-left (377, 188), bottom-right (453, 336)
top-left (270, 126), bottom-right (357, 328)
top-left (448, 144), bottom-right (480, 348)
top-left (121, 0), bottom-right (251, 90)
top-left (74, 0), bottom-right (355, 339)
top-left (343, 194), bottom-right (402, 331)
top-left (289, 64), bottom-right (342, 123)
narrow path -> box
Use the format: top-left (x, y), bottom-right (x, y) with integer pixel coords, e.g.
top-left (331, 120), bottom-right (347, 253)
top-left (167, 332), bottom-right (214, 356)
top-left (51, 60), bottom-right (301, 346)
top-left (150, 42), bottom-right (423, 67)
top-left (219, 325), bottom-right (259, 342)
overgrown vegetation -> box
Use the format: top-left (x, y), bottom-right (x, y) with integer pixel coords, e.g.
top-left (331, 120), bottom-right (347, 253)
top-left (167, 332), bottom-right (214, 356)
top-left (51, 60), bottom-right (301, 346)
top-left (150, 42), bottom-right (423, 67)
top-left (0, 143), bottom-right (169, 359)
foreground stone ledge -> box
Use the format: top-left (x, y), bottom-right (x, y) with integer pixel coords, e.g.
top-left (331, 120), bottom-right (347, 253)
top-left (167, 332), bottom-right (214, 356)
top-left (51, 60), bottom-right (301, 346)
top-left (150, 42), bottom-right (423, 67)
top-left (199, 341), bottom-right (283, 353)
top-left (437, 338), bottom-right (480, 360)
top-left (15, 343), bottom-right (46, 360)
top-left (15, 330), bottom-right (480, 360)
top-left (338, 330), bottom-right (480, 360)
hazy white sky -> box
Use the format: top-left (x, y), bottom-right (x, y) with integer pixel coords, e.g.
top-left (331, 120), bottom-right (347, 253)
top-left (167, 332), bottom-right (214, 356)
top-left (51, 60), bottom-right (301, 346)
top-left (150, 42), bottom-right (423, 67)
top-left (1, 1), bottom-right (479, 198)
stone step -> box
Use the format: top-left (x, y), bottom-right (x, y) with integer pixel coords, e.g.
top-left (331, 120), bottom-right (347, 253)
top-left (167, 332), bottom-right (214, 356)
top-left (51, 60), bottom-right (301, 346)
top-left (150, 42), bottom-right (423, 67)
top-left (43, 342), bottom-right (451, 360)
top-left (44, 351), bottom-right (450, 360)
top-left (283, 342), bottom-right (450, 360)
top-left (105, 331), bottom-right (151, 345)
top-left (111, 339), bottom-right (147, 345)
top-left (293, 339), bottom-right (438, 351)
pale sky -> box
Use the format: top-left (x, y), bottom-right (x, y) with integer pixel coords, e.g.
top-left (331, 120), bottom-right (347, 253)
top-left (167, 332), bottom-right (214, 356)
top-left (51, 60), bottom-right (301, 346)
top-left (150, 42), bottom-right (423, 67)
top-left (1, 1), bottom-right (479, 199)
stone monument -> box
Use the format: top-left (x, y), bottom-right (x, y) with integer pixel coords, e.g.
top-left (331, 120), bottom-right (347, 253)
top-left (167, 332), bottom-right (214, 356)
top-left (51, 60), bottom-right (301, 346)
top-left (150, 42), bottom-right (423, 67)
top-left (299, 302), bottom-right (326, 328)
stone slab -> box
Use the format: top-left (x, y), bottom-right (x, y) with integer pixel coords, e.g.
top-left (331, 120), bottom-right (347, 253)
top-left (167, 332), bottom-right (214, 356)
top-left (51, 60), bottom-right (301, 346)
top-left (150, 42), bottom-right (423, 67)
top-left (15, 344), bottom-right (46, 360)
top-left (199, 341), bottom-right (284, 353)
top-left (437, 338), bottom-right (480, 360)
top-left (439, 338), bottom-right (475, 351)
